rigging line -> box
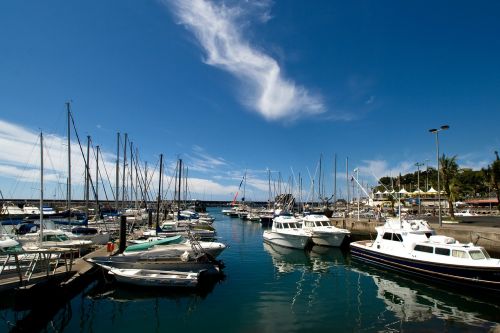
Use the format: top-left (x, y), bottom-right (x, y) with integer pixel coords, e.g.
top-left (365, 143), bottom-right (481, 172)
top-left (146, 157), bottom-right (161, 203)
top-left (91, 144), bottom-right (111, 202)
top-left (135, 160), bottom-right (151, 205)
top-left (132, 149), bottom-right (152, 206)
top-left (7, 134), bottom-right (39, 198)
top-left (69, 113), bottom-right (99, 203)
top-left (42, 134), bottom-right (64, 194)
top-left (131, 149), bottom-right (146, 205)
top-left (161, 159), bottom-right (177, 209)
top-left (146, 158), bottom-right (161, 204)
top-left (162, 160), bottom-right (177, 208)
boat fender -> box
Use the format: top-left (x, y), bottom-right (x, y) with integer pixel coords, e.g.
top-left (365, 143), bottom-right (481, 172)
top-left (180, 251), bottom-right (190, 262)
top-left (410, 222), bottom-right (419, 231)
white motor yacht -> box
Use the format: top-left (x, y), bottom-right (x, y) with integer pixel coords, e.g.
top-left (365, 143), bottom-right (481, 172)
top-left (301, 214), bottom-right (350, 247)
top-left (263, 215), bottom-right (311, 249)
top-left (350, 217), bottom-right (500, 295)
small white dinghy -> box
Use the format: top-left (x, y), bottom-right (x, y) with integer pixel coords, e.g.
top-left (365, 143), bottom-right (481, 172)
top-left (108, 268), bottom-right (200, 288)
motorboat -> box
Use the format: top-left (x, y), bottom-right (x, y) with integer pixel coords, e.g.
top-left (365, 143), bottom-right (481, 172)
top-left (18, 228), bottom-right (93, 250)
top-left (0, 202), bottom-right (24, 218)
top-left (263, 215), bottom-right (311, 249)
top-left (301, 214), bottom-right (350, 247)
top-left (107, 268), bottom-right (200, 288)
top-left (142, 221), bottom-right (215, 240)
top-left (0, 237), bottom-right (23, 254)
top-left (350, 217), bottom-right (500, 295)
top-left (22, 205), bottom-right (40, 215)
top-left (123, 236), bottom-right (227, 258)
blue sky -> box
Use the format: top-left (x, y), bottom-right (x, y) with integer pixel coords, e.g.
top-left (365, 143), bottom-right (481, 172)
top-left (1, 0), bottom-right (499, 202)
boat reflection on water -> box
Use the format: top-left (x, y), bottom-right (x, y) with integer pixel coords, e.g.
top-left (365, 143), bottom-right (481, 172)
top-left (86, 272), bottom-right (225, 303)
top-left (263, 242), bottom-right (347, 274)
top-left (349, 260), bottom-right (500, 330)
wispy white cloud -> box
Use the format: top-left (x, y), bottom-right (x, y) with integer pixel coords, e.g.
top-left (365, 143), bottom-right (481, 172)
top-left (184, 145), bottom-right (227, 172)
top-left (166, 0), bottom-right (325, 121)
top-left (357, 159), bottom-right (415, 184)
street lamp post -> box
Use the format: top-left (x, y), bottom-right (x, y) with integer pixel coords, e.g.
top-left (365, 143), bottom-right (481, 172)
top-left (425, 159), bottom-right (430, 191)
top-left (415, 162), bottom-right (424, 215)
top-left (429, 125), bottom-right (450, 227)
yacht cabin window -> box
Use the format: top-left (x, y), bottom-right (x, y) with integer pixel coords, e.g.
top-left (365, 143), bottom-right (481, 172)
top-left (382, 233), bottom-right (403, 242)
top-left (435, 247), bottom-right (451, 256)
top-left (414, 244), bottom-right (433, 253)
top-left (452, 250), bottom-right (469, 259)
top-left (469, 250), bottom-right (486, 260)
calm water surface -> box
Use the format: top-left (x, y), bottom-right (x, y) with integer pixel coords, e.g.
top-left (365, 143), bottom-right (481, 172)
top-left (1, 207), bottom-right (500, 332)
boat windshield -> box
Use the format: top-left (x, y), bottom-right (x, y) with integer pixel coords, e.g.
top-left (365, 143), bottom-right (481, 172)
top-left (469, 250), bottom-right (487, 260)
top-left (315, 221), bottom-right (331, 227)
top-left (481, 248), bottom-right (491, 259)
top-left (452, 249), bottom-right (469, 259)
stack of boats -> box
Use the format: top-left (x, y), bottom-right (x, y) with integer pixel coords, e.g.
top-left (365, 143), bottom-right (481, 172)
top-left (263, 214), bottom-right (351, 249)
top-left (86, 229), bottom-right (226, 289)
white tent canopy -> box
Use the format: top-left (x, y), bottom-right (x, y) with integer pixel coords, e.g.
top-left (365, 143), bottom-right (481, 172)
top-left (427, 187), bottom-right (438, 194)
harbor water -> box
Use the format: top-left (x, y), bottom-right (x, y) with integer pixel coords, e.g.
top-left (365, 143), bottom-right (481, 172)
top-left (1, 207), bottom-right (500, 332)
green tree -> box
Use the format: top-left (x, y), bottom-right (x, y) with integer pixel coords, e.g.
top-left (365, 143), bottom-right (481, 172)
top-left (439, 154), bottom-right (459, 218)
top-left (492, 151), bottom-right (500, 210)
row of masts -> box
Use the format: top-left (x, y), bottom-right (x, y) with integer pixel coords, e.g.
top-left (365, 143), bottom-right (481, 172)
top-left (39, 104), bottom-right (370, 218)
top-left (30, 102), bottom-right (194, 226)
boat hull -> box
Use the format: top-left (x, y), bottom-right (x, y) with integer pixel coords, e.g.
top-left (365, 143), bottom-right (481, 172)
top-left (311, 231), bottom-right (347, 247)
top-left (109, 269), bottom-right (199, 288)
top-left (87, 256), bottom-right (222, 275)
top-left (350, 241), bottom-right (500, 295)
top-left (263, 231), bottom-right (310, 249)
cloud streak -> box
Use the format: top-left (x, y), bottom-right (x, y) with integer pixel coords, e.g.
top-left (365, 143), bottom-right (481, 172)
top-left (166, 0), bottom-right (325, 121)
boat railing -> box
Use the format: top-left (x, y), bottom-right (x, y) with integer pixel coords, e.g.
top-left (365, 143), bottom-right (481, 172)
top-left (0, 247), bottom-right (77, 285)
top-left (185, 227), bottom-right (205, 258)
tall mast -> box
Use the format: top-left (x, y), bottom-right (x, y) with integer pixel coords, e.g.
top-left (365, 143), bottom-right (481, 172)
top-left (318, 154), bottom-right (322, 202)
top-left (115, 132), bottom-right (120, 210)
top-left (144, 161), bottom-right (148, 209)
top-left (177, 159), bottom-right (182, 219)
top-left (242, 170), bottom-right (247, 204)
top-left (135, 147), bottom-right (139, 209)
top-left (346, 157), bottom-right (349, 215)
top-left (66, 102), bottom-right (71, 212)
top-left (334, 153), bottom-right (337, 207)
top-left (156, 154), bottom-right (163, 234)
top-left (96, 145), bottom-right (100, 215)
top-left (129, 141), bottom-right (134, 208)
top-left (85, 135), bottom-right (90, 219)
top-left (39, 132), bottom-right (44, 244)
top-left (299, 172), bottom-right (302, 213)
top-left (268, 169), bottom-right (271, 210)
top-left (122, 133), bottom-right (127, 209)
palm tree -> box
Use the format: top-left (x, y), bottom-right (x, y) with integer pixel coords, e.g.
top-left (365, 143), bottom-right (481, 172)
top-left (439, 154), bottom-right (459, 218)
